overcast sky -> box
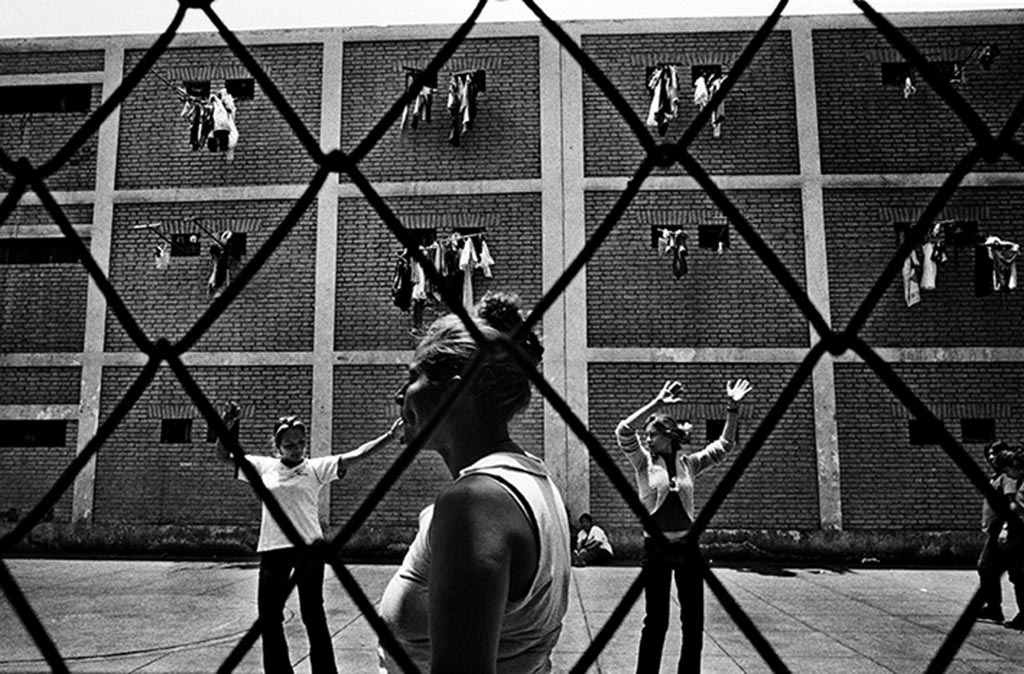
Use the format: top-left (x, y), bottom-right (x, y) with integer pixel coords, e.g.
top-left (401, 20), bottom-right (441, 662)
top-left (3, 0), bottom-right (1024, 39)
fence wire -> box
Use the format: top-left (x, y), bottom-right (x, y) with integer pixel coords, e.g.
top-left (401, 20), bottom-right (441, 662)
top-left (1, 0), bottom-right (1023, 671)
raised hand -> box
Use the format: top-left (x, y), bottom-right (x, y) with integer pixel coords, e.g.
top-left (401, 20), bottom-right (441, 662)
top-left (388, 418), bottom-right (404, 441)
top-left (725, 379), bottom-right (753, 404)
top-left (655, 380), bottom-right (685, 405)
top-left (221, 401), bottom-right (241, 428)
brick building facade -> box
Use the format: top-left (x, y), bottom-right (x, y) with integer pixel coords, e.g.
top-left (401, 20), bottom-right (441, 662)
top-left (1, 10), bottom-right (1022, 561)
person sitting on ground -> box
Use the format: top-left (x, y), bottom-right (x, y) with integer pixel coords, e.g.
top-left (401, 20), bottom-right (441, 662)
top-left (574, 513), bottom-right (614, 566)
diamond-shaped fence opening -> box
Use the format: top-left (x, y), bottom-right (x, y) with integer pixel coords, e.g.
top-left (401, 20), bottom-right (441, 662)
top-left (1, 0), bottom-right (1023, 671)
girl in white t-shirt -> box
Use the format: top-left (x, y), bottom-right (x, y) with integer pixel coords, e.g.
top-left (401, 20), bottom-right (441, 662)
top-left (216, 404), bottom-right (401, 674)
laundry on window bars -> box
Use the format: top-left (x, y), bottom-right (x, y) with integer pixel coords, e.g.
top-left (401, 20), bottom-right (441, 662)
top-left (401, 69), bottom-right (434, 132)
top-left (657, 228), bottom-right (689, 279)
top-left (447, 70), bottom-right (484, 146)
top-left (646, 64), bottom-right (679, 136)
top-left (390, 232), bottom-right (496, 324)
top-left (208, 230), bottom-right (242, 298)
top-left (178, 88), bottom-right (239, 160)
top-left (693, 73), bottom-right (727, 138)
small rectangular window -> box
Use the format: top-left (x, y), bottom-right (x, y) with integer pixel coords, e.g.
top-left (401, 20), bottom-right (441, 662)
top-left (225, 78), bottom-right (255, 100)
top-left (691, 64), bottom-right (723, 86)
top-left (961, 418), bottom-right (996, 444)
top-left (404, 69), bottom-right (438, 91)
top-left (706, 419), bottom-right (726, 443)
top-left (909, 418), bottom-right (944, 445)
top-left (0, 420), bottom-right (68, 447)
top-left (397, 229), bottom-right (436, 254)
top-left (881, 62), bottom-right (914, 86)
top-left (224, 232), bottom-right (247, 257)
top-left (170, 233), bottom-right (202, 257)
top-left (0, 238), bottom-right (81, 264)
top-left (881, 61), bottom-right (958, 87)
top-left (184, 80), bottom-right (211, 98)
top-left (161, 419), bottom-right (193, 444)
top-left (651, 225), bottom-right (686, 249)
top-left (698, 224), bottom-right (729, 251)
top-left (0, 84), bottom-right (92, 114)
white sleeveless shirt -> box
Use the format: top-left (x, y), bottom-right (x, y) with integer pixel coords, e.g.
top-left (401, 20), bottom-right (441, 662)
top-left (378, 450), bottom-right (572, 673)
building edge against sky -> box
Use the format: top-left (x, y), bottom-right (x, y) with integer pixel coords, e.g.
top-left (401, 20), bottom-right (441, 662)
top-left (1, 8), bottom-right (1023, 561)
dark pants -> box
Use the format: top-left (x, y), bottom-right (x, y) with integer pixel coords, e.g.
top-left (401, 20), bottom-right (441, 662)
top-left (979, 529), bottom-right (1006, 611)
top-left (979, 528), bottom-right (1024, 617)
top-left (258, 548), bottom-right (337, 674)
top-left (636, 538), bottom-right (704, 674)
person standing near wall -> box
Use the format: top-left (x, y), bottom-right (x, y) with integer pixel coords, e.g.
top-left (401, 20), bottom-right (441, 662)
top-left (378, 291), bottom-right (572, 673)
top-left (215, 403), bottom-right (402, 674)
top-left (1000, 446), bottom-right (1024, 631)
top-left (977, 441), bottom-right (1023, 624)
top-left (616, 378), bottom-right (753, 674)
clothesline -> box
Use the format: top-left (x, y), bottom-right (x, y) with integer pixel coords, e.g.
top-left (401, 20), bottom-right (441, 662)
top-left (134, 220), bottom-right (223, 247)
top-left (393, 230), bottom-right (488, 254)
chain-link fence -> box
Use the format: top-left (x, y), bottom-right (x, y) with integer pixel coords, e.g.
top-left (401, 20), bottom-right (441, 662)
top-left (2, 0), bottom-right (1023, 671)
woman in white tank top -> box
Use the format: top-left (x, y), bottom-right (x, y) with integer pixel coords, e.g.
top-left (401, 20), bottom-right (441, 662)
top-left (378, 291), bottom-right (572, 674)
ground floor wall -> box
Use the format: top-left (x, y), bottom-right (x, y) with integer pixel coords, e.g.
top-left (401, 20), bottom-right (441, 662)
top-left (0, 357), bottom-right (1012, 564)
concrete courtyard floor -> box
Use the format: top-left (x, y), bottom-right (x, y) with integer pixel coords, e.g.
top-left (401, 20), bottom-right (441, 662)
top-left (2, 558), bottom-right (1024, 673)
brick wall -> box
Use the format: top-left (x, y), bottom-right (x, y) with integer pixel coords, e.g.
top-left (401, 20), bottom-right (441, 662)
top-left (824, 187), bottom-right (1024, 346)
top-left (330, 362), bottom-right (548, 546)
top-left (580, 31), bottom-right (799, 177)
top-left (0, 367), bottom-right (80, 404)
top-left (0, 86), bottom-right (101, 191)
top-left (0, 205), bottom-right (91, 352)
top-left (0, 50), bottom-right (104, 74)
top-left (105, 201), bottom-right (316, 352)
top-left (331, 363), bottom-right (446, 545)
top-left (341, 37), bottom-right (541, 182)
top-left (586, 189), bottom-right (808, 348)
top-left (588, 363), bottom-right (820, 542)
top-left (94, 365), bottom-right (313, 528)
top-left (335, 192), bottom-right (544, 350)
top-left (116, 44), bottom-right (324, 188)
top-left (814, 25), bottom-right (1024, 174)
top-left (835, 362), bottom-right (1024, 531)
top-left (0, 422), bottom-right (77, 524)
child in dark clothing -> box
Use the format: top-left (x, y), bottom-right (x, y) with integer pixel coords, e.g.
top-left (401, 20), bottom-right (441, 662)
top-left (978, 441), bottom-right (1024, 627)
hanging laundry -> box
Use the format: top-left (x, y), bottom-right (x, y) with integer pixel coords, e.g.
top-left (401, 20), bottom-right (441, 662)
top-left (657, 228), bottom-right (689, 278)
top-left (447, 70), bottom-right (483, 146)
top-left (209, 89), bottom-right (239, 161)
top-left (208, 230), bottom-right (241, 298)
top-left (901, 247), bottom-right (922, 307)
top-left (657, 228), bottom-right (673, 257)
top-left (903, 75), bottom-right (917, 99)
top-left (693, 76), bottom-right (709, 110)
top-left (178, 94), bottom-right (214, 151)
top-left (154, 242), bottom-right (171, 270)
top-left (983, 236), bottom-right (1020, 292)
top-left (427, 241), bottom-right (447, 304)
top-left (919, 222), bottom-right (948, 291)
top-left (694, 72), bottom-right (727, 138)
top-left (391, 251), bottom-right (413, 311)
top-left (670, 230), bottom-right (688, 278)
top-left (476, 237), bottom-right (495, 278)
top-left (401, 70), bottom-right (434, 132)
top-left (646, 65), bottom-right (679, 136)
top-left (458, 235), bottom-right (479, 308)
top-left (443, 235), bottom-right (464, 301)
top-left (410, 256), bottom-right (429, 327)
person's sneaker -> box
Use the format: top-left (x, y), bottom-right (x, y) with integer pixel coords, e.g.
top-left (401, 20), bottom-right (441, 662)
top-left (1004, 614), bottom-right (1024, 630)
top-left (978, 605), bottom-right (1004, 624)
